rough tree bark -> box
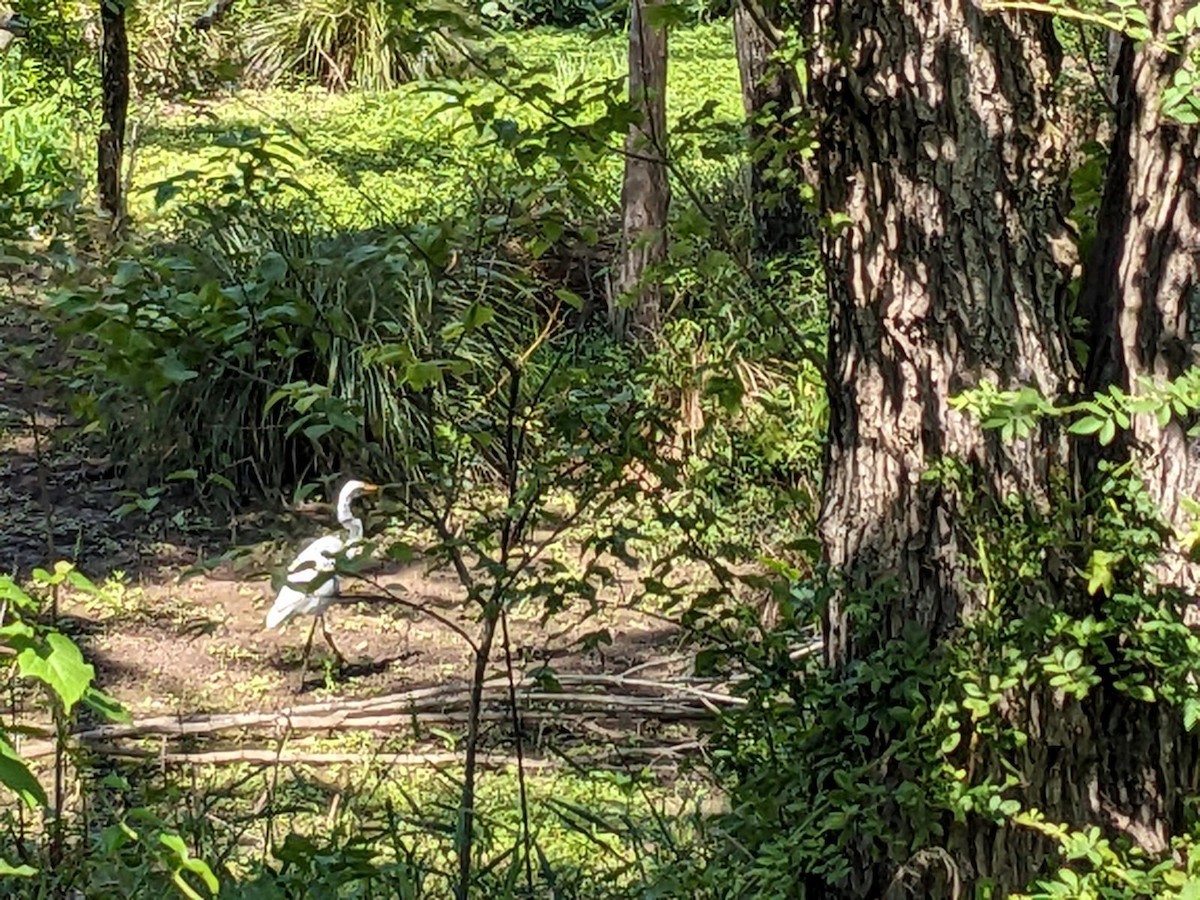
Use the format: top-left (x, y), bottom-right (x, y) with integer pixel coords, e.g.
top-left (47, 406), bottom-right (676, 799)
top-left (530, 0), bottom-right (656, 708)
top-left (98, 0), bottom-right (130, 227)
top-left (1070, 2), bottom-right (1200, 859)
top-left (732, 0), bottom-right (810, 252)
top-left (810, 0), bottom-right (1074, 664)
top-left (1081, 3), bottom-right (1200, 600)
top-left (614, 0), bottom-right (670, 343)
top-left (807, 0), bottom-right (1079, 893)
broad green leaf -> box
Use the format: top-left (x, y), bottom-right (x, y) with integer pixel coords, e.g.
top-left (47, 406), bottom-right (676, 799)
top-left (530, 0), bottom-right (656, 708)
top-left (0, 737), bottom-right (46, 808)
top-left (160, 354), bottom-right (199, 384)
top-left (0, 577), bottom-right (35, 611)
top-left (462, 302), bottom-right (495, 332)
top-left (83, 686), bottom-right (131, 724)
top-left (258, 252), bottom-right (288, 283)
top-left (16, 632), bottom-right (95, 713)
top-left (0, 859), bottom-right (36, 877)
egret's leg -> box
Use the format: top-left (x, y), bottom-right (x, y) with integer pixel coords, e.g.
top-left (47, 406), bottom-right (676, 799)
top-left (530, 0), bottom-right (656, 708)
top-left (297, 616), bottom-right (318, 692)
top-left (320, 614), bottom-right (345, 668)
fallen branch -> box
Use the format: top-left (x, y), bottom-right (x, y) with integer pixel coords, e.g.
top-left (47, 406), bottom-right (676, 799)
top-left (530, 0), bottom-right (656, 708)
top-left (53, 741), bottom-right (702, 770)
top-left (17, 670), bottom-right (746, 758)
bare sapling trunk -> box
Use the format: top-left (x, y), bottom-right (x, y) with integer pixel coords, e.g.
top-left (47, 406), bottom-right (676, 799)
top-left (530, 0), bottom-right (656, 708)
top-left (98, 0), bottom-right (130, 229)
top-left (614, 0), bottom-right (670, 343)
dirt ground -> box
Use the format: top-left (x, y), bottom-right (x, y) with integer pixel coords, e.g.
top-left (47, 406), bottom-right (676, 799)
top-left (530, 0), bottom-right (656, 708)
top-left (0, 306), bottom-right (687, 719)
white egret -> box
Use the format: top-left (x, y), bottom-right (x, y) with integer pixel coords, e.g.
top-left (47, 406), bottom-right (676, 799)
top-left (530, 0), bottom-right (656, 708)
top-left (266, 478), bottom-right (379, 686)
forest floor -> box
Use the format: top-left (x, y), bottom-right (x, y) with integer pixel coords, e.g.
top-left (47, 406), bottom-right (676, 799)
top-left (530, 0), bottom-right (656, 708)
top-left (0, 298), bottom-right (689, 721)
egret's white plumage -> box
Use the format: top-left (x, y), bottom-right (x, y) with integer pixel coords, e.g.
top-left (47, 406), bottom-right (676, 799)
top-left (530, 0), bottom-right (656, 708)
top-left (266, 478), bottom-right (378, 684)
top-left (264, 532), bottom-right (350, 629)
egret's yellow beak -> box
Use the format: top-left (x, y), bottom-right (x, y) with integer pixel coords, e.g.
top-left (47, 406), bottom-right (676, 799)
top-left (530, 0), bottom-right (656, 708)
top-left (362, 483), bottom-right (380, 493)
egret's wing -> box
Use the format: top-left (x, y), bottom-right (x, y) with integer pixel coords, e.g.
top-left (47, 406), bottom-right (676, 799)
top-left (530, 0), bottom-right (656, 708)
top-left (283, 534), bottom-right (344, 588)
top-left (265, 534), bottom-right (344, 629)
top-left (266, 586), bottom-right (317, 629)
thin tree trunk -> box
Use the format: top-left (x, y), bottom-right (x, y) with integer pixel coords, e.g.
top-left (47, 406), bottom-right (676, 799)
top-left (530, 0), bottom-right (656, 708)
top-left (614, 0), bottom-right (670, 343)
top-left (807, 0), bottom-right (1077, 892)
top-left (732, 0), bottom-right (810, 252)
top-left (98, 0), bottom-right (130, 228)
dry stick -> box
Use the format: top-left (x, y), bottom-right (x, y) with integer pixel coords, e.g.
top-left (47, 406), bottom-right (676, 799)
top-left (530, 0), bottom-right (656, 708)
top-left (23, 705), bottom-right (718, 759)
top-left (71, 745), bottom-right (695, 769)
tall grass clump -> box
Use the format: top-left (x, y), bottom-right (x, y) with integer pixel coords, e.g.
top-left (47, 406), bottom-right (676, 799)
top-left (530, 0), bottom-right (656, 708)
top-left (243, 0), bottom-right (470, 90)
top-left (49, 145), bottom-right (549, 500)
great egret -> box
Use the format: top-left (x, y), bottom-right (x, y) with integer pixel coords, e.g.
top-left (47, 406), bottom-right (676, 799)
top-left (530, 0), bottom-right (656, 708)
top-left (266, 478), bottom-right (379, 686)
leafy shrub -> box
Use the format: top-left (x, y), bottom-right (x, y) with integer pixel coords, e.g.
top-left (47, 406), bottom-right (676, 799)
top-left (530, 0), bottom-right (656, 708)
top-left (676, 375), bottom-right (1200, 897)
top-left (128, 0), bottom-right (244, 98)
top-left (0, 65), bottom-right (84, 237)
top-left (51, 133), bottom-right (552, 500)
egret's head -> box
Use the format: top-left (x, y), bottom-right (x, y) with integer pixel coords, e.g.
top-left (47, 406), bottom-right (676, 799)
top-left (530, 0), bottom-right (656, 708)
top-left (341, 479), bottom-right (379, 501)
top-left (335, 478), bottom-right (379, 528)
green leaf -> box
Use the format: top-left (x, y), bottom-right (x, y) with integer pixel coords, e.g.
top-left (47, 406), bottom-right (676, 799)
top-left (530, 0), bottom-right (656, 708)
top-left (0, 737), bottom-right (47, 808)
top-left (160, 354), bottom-right (199, 384)
top-left (1069, 415), bottom-right (1105, 436)
top-left (405, 361), bottom-right (444, 390)
top-left (179, 856), bottom-right (220, 894)
top-left (258, 252), bottom-right (288, 283)
top-left (0, 859), bottom-right (36, 877)
top-left (555, 288), bottom-right (584, 310)
top-left (17, 632), bottom-right (95, 713)
top-left (1097, 417), bottom-right (1117, 446)
top-left (83, 686), bottom-right (131, 724)
top-left (462, 302), bottom-right (495, 332)
top-left (1185, 699), bottom-right (1200, 731)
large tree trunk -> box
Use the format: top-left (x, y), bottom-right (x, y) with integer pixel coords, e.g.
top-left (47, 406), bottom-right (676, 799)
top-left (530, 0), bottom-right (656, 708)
top-left (732, 0), bottom-right (810, 252)
top-left (811, 0), bottom-right (1075, 664)
top-left (1080, 4), bottom-right (1200, 599)
top-left (614, 0), bottom-right (670, 343)
top-left (1070, 2), bottom-right (1200, 860)
top-left (808, 1), bottom-right (1078, 892)
top-left (98, 0), bottom-right (130, 227)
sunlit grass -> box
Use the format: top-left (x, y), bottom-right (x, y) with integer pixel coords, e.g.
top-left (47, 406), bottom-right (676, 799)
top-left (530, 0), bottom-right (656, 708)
top-left (129, 24), bottom-right (741, 229)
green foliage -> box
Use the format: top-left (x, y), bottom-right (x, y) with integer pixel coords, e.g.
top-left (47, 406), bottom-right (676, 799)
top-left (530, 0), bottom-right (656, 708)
top-left (131, 24), bottom-right (742, 228)
top-left (951, 369), bottom-right (1200, 448)
top-left (128, 0), bottom-right (244, 98)
top-left (671, 369), bottom-right (1200, 897)
top-left (52, 134), bottom-right (556, 498)
top-left (0, 67), bottom-right (84, 238)
top-left (0, 564), bottom-right (127, 878)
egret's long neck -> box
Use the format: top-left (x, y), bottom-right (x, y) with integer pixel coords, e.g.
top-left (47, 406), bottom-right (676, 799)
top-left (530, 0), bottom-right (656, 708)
top-left (336, 497), bottom-right (363, 544)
